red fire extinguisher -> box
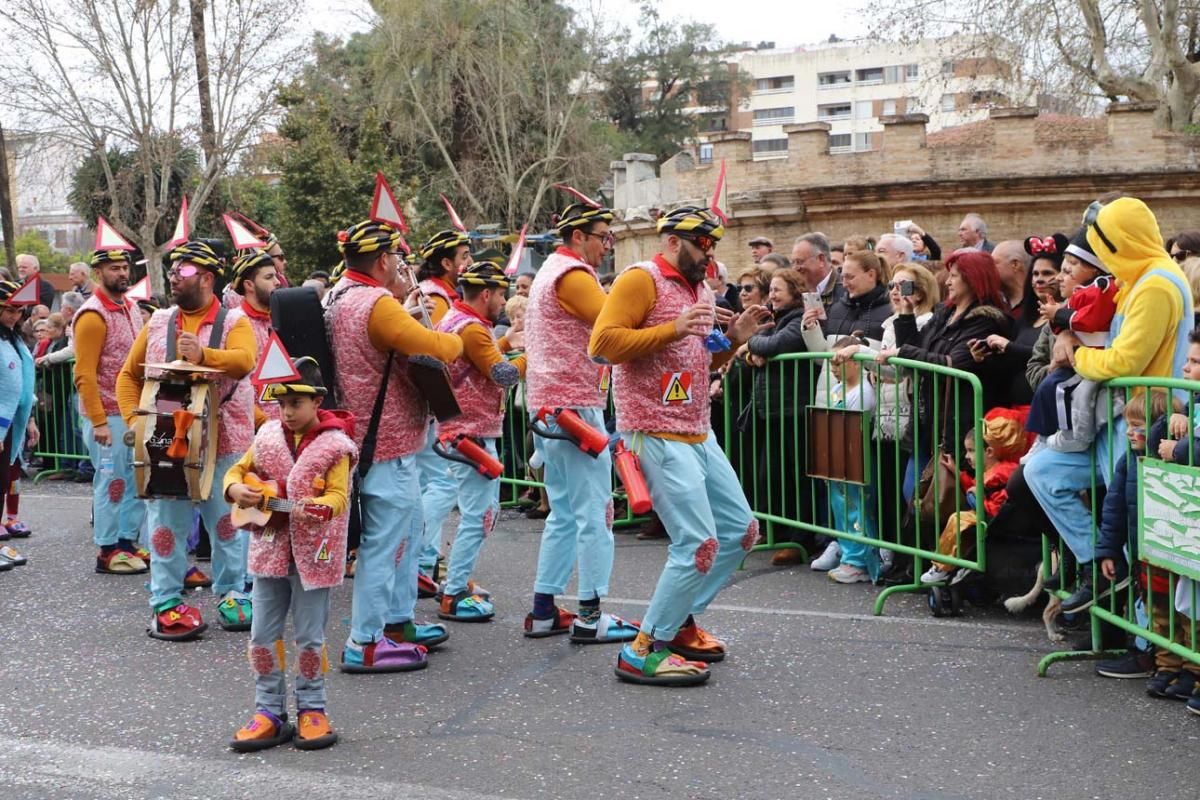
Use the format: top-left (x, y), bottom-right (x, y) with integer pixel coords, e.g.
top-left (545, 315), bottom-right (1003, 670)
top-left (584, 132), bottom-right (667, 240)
top-left (613, 440), bottom-right (652, 514)
top-left (434, 434), bottom-right (504, 480)
top-left (531, 407), bottom-right (609, 458)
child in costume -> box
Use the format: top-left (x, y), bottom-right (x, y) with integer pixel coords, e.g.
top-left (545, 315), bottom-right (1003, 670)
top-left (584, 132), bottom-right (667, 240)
top-left (920, 412), bottom-right (1024, 585)
top-left (1024, 229), bottom-right (1119, 455)
top-left (823, 335), bottom-right (879, 585)
top-left (226, 357), bottom-right (358, 752)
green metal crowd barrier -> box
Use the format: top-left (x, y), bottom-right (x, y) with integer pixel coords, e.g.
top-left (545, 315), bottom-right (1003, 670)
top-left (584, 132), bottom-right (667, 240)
top-left (31, 357), bottom-right (91, 482)
top-left (1037, 376), bottom-right (1200, 677)
top-left (719, 351), bottom-right (987, 615)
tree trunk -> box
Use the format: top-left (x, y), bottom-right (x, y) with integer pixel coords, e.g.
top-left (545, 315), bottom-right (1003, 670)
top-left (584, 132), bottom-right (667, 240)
top-left (189, 0), bottom-right (217, 173)
top-left (0, 125), bottom-right (16, 269)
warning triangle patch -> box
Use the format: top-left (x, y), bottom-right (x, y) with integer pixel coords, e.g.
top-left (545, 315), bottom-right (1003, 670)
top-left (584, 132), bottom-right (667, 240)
top-left (125, 276), bottom-right (152, 302)
top-left (660, 371), bottom-right (693, 405)
top-left (370, 172), bottom-right (409, 234)
top-left (95, 217), bottom-right (136, 251)
top-left (223, 214), bottom-right (266, 250)
top-left (315, 539), bottom-right (331, 562)
top-left (9, 276), bottom-right (40, 306)
top-left (250, 329), bottom-right (301, 386)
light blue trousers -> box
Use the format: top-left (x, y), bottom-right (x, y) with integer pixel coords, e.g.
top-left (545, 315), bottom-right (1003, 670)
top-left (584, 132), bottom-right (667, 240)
top-left (624, 431), bottom-right (755, 640)
top-left (1024, 420), bottom-right (1122, 565)
top-left (250, 569), bottom-right (330, 715)
top-left (532, 407), bottom-right (614, 600)
top-left (830, 480), bottom-right (879, 580)
top-left (81, 414), bottom-right (145, 547)
top-left (146, 453), bottom-right (246, 608)
top-left (417, 423), bottom-right (457, 571)
top-left (350, 455), bottom-right (422, 643)
top-left (443, 438), bottom-right (501, 596)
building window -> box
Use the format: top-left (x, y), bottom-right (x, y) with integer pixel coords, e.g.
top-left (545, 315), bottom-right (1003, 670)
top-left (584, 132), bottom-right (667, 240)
top-left (854, 100), bottom-right (873, 120)
top-left (882, 99), bottom-right (897, 116)
top-left (854, 132), bottom-right (873, 151)
top-left (817, 70), bottom-right (851, 89)
top-left (829, 133), bottom-right (852, 152)
top-left (699, 143), bottom-right (714, 164)
top-left (751, 138), bottom-right (788, 154)
top-left (855, 66), bottom-right (884, 84)
top-left (941, 59), bottom-right (955, 76)
top-left (700, 113), bottom-right (727, 132)
top-left (696, 80), bottom-right (730, 107)
top-left (753, 106), bottom-right (795, 125)
top-left (940, 93), bottom-right (956, 111)
top-left (907, 96), bottom-right (920, 112)
top-left (54, 229), bottom-right (67, 249)
top-left (817, 103), bottom-right (851, 120)
top-left (755, 75), bottom-right (794, 92)
top-left (906, 63), bottom-right (919, 81)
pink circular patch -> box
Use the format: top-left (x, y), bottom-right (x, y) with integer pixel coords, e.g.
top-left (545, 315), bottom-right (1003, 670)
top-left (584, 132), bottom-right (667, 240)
top-left (741, 520), bottom-right (759, 553)
top-left (216, 514), bottom-right (237, 542)
top-left (107, 478), bottom-right (126, 504)
top-left (694, 537), bottom-right (719, 575)
top-left (605, 500), bottom-right (614, 530)
top-left (483, 506), bottom-right (496, 537)
top-left (298, 647), bottom-right (322, 679)
top-left (249, 645), bottom-right (274, 676)
top-left (394, 539), bottom-right (407, 566)
top-left (151, 527), bottom-right (175, 558)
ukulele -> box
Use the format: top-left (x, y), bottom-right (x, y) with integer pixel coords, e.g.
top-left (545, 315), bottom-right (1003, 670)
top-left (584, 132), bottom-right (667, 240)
top-left (230, 473), bottom-right (333, 530)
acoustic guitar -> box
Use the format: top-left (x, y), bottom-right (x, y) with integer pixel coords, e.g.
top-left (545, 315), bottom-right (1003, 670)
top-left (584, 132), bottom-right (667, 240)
top-left (230, 473), bottom-right (332, 530)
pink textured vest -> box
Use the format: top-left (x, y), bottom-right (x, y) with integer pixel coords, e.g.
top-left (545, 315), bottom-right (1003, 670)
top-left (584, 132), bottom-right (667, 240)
top-left (74, 293), bottom-right (142, 416)
top-left (525, 248), bottom-right (607, 410)
top-left (324, 278), bottom-right (427, 461)
top-left (242, 304), bottom-right (279, 422)
top-left (419, 278), bottom-right (456, 310)
top-left (144, 305), bottom-right (255, 457)
top-left (612, 260), bottom-right (714, 436)
top-left (436, 308), bottom-right (506, 439)
top-left (245, 421), bottom-right (358, 589)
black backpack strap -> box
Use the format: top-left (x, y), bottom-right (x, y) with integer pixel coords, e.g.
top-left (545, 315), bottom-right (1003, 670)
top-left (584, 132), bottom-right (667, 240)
top-left (208, 306), bottom-right (228, 349)
top-left (164, 308), bottom-right (180, 361)
top-left (357, 352), bottom-right (394, 478)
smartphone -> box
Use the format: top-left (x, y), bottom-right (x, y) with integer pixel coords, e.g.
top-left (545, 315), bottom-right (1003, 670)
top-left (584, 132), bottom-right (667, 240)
top-left (802, 292), bottom-right (826, 320)
top-left (899, 279), bottom-right (914, 297)
top-left (894, 219), bottom-right (914, 235)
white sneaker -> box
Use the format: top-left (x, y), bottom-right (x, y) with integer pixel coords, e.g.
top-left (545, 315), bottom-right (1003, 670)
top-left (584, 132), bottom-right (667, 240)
top-left (920, 566), bottom-right (954, 585)
top-left (827, 564), bottom-right (870, 584)
top-left (879, 548), bottom-right (895, 576)
top-left (810, 541), bottom-right (841, 572)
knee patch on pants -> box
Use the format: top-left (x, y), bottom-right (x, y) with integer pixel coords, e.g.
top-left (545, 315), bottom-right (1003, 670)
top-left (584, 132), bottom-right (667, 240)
top-left (298, 646), bottom-right (328, 679)
top-left (249, 640), bottom-right (287, 675)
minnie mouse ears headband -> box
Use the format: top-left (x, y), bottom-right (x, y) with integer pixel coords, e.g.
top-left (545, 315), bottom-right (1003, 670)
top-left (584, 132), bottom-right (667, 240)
top-left (1023, 233), bottom-right (1068, 259)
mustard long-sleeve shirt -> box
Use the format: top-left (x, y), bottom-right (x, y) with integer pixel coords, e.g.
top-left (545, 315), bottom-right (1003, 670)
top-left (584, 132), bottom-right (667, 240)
top-left (116, 299), bottom-right (257, 425)
top-left (367, 293), bottom-right (464, 362)
top-left (72, 310), bottom-right (111, 426)
top-left (460, 323), bottom-right (527, 381)
top-left (557, 268), bottom-right (607, 324)
top-left (224, 439), bottom-right (350, 516)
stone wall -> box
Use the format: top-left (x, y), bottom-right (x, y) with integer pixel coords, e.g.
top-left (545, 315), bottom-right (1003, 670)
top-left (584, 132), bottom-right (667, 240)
top-left (609, 104), bottom-right (1200, 272)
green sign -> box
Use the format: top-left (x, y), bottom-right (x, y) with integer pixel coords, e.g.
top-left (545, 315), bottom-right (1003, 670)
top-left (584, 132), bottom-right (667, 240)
top-left (1138, 458), bottom-right (1200, 582)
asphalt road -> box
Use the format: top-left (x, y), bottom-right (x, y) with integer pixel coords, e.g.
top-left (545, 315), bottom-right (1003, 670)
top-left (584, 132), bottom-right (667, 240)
top-left (1, 483), bottom-right (1196, 800)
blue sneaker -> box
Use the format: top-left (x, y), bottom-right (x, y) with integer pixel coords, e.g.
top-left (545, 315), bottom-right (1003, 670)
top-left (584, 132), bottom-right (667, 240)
top-left (384, 620), bottom-right (450, 649)
top-left (570, 612), bottom-right (640, 644)
top-left (438, 591), bottom-right (495, 622)
top-left (1147, 670), bottom-right (1182, 698)
top-left (614, 642), bottom-right (710, 687)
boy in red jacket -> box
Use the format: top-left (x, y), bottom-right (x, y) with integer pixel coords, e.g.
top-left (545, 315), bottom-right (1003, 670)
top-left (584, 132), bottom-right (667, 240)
top-left (225, 357), bottom-right (358, 752)
top-left (921, 413), bottom-right (1025, 584)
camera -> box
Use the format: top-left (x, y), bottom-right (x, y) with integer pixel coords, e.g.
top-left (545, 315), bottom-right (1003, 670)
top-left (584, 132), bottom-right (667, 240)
top-left (900, 280), bottom-right (914, 297)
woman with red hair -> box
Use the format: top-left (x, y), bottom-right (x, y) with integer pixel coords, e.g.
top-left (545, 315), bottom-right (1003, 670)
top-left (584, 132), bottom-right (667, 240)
top-left (879, 249), bottom-right (1013, 462)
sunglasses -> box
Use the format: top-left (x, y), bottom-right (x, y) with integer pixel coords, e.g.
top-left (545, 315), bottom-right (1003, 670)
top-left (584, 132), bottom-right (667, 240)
top-left (738, 283), bottom-right (757, 292)
top-left (167, 265), bottom-right (200, 280)
top-left (682, 234), bottom-right (716, 253)
top-left (1083, 201), bottom-right (1117, 254)
top-left (1172, 250), bottom-right (1195, 263)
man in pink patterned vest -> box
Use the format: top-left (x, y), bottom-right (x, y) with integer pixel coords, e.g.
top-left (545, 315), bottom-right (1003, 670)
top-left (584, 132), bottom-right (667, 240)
top-left (229, 248), bottom-right (282, 427)
top-left (117, 240), bottom-right (258, 642)
top-left (73, 248), bottom-right (147, 576)
top-left (432, 262), bottom-right (525, 623)
top-left (522, 198), bottom-right (638, 645)
top-left (590, 206), bottom-right (771, 687)
top-left (324, 220), bottom-right (464, 673)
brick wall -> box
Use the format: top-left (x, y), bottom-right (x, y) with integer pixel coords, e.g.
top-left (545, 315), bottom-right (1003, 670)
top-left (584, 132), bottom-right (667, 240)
top-left (610, 104), bottom-right (1200, 273)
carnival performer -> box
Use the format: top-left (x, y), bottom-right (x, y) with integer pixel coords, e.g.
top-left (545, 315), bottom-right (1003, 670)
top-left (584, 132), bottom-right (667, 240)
top-left (222, 226), bottom-right (289, 309)
top-left (116, 240), bottom-right (257, 640)
top-left (73, 247), bottom-right (148, 575)
top-left (414, 230), bottom-right (472, 596)
top-left (522, 197), bottom-right (638, 643)
top-left (433, 262), bottom-right (524, 622)
top-left (589, 206), bottom-right (771, 686)
top-left (229, 248), bottom-right (282, 427)
top-left (0, 280), bottom-right (37, 570)
top-left (324, 220), bottom-right (463, 672)
top-left (227, 357), bottom-right (356, 752)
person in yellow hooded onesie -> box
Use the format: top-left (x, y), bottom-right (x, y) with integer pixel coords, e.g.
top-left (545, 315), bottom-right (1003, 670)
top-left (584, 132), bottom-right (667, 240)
top-left (1025, 197), bottom-right (1194, 611)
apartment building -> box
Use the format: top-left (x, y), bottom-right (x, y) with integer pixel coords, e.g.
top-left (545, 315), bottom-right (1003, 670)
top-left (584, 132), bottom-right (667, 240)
top-left (699, 37), bottom-right (1033, 162)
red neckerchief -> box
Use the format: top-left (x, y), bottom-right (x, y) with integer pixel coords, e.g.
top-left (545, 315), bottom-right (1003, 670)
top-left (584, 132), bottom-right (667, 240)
top-left (555, 245), bottom-right (584, 262)
top-left (95, 289), bottom-right (131, 312)
top-left (240, 299), bottom-right (271, 321)
top-left (176, 297), bottom-right (219, 332)
top-left (653, 253), bottom-right (699, 302)
top-left (343, 270), bottom-right (382, 288)
top-left (451, 299), bottom-right (493, 328)
top-left (433, 276), bottom-right (460, 300)
top-left (286, 409), bottom-right (346, 458)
